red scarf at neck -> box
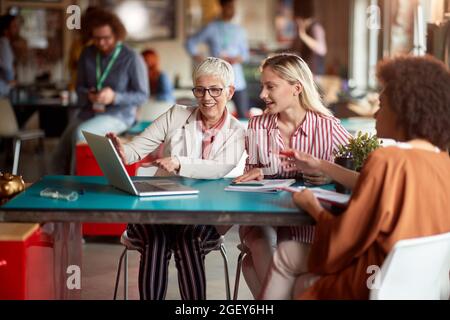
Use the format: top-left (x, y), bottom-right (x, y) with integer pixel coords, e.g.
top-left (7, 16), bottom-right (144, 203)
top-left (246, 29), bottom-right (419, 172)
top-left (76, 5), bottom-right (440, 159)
top-left (197, 111), bottom-right (227, 159)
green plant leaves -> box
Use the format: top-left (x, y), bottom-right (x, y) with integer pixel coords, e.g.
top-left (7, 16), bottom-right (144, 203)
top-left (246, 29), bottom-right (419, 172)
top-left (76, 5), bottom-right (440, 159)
top-left (334, 131), bottom-right (381, 171)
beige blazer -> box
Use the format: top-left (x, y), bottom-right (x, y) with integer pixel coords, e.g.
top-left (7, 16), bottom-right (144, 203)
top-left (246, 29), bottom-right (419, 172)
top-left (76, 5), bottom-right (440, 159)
top-left (123, 104), bottom-right (245, 179)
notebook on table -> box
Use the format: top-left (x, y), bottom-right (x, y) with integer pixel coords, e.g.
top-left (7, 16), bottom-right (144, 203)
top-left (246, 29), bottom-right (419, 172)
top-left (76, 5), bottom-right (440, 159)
top-left (82, 131), bottom-right (199, 197)
top-left (225, 179), bottom-right (296, 193)
top-left (282, 186), bottom-right (351, 207)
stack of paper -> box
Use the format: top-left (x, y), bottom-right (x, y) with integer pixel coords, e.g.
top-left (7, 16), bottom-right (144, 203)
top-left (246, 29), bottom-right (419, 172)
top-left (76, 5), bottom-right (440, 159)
top-left (309, 188), bottom-right (351, 207)
top-left (225, 179), bottom-right (296, 193)
top-left (281, 186), bottom-right (351, 207)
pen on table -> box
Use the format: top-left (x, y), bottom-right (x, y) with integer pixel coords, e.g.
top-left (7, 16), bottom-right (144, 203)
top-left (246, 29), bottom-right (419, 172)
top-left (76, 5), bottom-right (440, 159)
top-left (230, 182), bottom-right (265, 186)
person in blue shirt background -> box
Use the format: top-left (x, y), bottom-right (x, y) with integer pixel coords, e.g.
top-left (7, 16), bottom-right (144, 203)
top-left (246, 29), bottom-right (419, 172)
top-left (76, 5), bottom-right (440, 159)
top-left (141, 48), bottom-right (175, 104)
top-left (185, 0), bottom-right (250, 119)
top-left (0, 14), bottom-right (19, 98)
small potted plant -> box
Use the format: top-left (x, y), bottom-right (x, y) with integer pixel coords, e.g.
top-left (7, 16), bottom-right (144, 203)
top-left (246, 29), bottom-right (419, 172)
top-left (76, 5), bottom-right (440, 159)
top-left (334, 131), bottom-right (381, 193)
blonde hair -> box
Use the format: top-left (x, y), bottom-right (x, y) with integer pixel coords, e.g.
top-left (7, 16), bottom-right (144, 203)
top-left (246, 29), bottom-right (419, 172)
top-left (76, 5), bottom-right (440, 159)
top-left (261, 53), bottom-right (332, 117)
top-left (192, 57), bottom-right (235, 88)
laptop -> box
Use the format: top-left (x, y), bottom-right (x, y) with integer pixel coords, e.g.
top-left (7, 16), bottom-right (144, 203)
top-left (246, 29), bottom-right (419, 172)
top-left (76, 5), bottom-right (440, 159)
top-left (82, 131), bottom-right (199, 197)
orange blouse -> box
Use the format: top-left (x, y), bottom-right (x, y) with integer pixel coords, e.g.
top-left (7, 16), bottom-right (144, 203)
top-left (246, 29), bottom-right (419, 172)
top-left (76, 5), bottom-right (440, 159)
top-left (300, 145), bottom-right (450, 299)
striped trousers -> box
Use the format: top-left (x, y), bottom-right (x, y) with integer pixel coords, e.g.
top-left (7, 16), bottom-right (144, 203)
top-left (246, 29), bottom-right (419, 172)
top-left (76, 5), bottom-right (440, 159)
top-left (126, 223), bottom-right (221, 300)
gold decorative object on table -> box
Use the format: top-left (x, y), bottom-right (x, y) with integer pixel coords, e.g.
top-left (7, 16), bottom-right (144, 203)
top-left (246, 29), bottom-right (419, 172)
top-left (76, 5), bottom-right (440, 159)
top-left (0, 172), bottom-right (25, 200)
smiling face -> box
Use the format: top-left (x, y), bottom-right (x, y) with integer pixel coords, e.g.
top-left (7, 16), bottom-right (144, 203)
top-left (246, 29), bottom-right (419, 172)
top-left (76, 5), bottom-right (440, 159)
top-left (259, 66), bottom-right (302, 115)
top-left (194, 74), bottom-right (234, 123)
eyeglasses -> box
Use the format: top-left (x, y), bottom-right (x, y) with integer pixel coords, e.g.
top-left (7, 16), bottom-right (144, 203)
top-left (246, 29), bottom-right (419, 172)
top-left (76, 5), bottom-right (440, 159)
top-left (92, 35), bottom-right (114, 42)
top-left (192, 87), bottom-right (225, 98)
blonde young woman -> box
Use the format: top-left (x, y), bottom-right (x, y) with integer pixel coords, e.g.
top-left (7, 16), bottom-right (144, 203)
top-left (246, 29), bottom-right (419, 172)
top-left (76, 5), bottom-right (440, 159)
top-left (234, 53), bottom-right (351, 298)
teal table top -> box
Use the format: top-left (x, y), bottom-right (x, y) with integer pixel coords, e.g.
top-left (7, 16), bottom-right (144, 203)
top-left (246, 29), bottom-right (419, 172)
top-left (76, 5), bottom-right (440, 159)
top-left (0, 176), bottom-right (333, 226)
top-left (126, 121), bottom-right (152, 135)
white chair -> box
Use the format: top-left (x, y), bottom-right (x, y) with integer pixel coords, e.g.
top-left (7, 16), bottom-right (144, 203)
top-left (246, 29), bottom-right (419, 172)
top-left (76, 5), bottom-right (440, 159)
top-left (113, 230), bottom-right (231, 300)
top-left (370, 232), bottom-right (450, 300)
top-left (137, 99), bottom-right (173, 122)
top-left (0, 98), bottom-right (44, 174)
top-left (224, 151), bottom-right (246, 179)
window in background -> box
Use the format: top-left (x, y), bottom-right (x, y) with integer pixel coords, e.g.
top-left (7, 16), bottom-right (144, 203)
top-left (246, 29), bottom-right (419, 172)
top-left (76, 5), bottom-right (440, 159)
top-left (8, 6), bottom-right (64, 84)
top-left (111, 0), bottom-right (176, 41)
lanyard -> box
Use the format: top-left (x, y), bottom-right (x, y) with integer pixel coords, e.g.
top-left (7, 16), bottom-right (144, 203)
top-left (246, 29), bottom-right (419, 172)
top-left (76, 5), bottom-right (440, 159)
top-left (219, 21), bottom-right (231, 51)
top-left (96, 43), bottom-right (123, 91)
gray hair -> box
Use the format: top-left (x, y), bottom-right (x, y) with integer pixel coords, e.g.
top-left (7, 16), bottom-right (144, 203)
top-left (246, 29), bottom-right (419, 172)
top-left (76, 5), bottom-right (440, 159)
top-left (192, 57), bottom-right (235, 88)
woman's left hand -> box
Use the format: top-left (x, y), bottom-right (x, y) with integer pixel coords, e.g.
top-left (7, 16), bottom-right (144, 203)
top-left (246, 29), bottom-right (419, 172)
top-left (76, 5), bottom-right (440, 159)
top-left (303, 173), bottom-right (332, 186)
top-left (146, 157), bottom-right (180, 174)
top-left (292, 189), bottom-right (324, 219)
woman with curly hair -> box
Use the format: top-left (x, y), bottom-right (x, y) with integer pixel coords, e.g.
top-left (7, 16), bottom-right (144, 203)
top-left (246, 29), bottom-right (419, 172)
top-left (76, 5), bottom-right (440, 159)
top-left (260, 55), bottom-right (450, 299)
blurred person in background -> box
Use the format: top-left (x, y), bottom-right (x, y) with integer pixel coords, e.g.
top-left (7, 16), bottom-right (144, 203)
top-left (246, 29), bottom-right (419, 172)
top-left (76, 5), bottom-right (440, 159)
top-left (141, 48), bottom-right (175, 104)
top-left (186, 0), bottom-right (250, 119)
top-left (290, 0), bottom-right (327, 75)
top-left (0, 14), bottom-right (19, 98)
top-left (52, 9), bottom-right (148, 174)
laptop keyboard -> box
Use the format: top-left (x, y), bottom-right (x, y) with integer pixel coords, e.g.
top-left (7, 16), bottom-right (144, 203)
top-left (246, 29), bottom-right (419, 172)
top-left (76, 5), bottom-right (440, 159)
top-left (133, 181), bottom-right (166, 192)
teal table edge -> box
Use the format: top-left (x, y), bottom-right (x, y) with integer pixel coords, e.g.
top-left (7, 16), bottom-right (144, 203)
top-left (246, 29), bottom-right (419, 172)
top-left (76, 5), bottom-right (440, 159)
top-left (0, 175), bottom-right (334, 226)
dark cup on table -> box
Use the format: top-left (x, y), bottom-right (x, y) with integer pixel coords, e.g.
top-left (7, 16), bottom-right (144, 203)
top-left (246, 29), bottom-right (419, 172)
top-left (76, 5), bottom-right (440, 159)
top-left (334, 156), bottom-right (354, 194)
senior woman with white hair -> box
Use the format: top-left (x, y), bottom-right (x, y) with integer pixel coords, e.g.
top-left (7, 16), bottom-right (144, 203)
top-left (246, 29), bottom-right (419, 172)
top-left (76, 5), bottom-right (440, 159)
top-left (107, 57), bottom-right (245, 300)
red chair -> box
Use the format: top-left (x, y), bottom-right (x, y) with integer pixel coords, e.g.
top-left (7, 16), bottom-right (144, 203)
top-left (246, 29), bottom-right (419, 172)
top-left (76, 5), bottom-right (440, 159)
top-left (76, 143), bottom-right (139, 236)
top-left (75, 143), bottom-right (163, 236)
top-left (0, 223), bottom-right (54, 299)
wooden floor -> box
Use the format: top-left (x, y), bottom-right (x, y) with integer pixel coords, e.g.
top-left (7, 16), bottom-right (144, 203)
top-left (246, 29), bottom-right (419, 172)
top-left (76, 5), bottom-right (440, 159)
top-left (82, 226), bottom-right (253, 300)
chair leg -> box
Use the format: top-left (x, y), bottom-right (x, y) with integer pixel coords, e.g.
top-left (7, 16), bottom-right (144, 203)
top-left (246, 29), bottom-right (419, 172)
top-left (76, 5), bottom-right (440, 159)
top-left (124, 249), bottom-right (128, 300)
top-left (219, 243), bottom-right (231, 300)
top-left (113, 248), bottom-right (127, 300)
top-left (12, 138), bottom-right (21, 175)
top-left (233, 250), bottom-right (247, 300)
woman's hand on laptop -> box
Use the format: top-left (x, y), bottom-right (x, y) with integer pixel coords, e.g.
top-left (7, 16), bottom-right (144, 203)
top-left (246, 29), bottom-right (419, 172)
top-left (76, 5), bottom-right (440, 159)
top-left (143, 157), bottom-right (180, 174)
top-left (106, 132), bottom-right (128, 165)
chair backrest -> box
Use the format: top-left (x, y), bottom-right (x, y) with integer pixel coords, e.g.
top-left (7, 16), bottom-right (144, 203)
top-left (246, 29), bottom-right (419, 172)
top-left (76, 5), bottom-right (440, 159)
top-left (370, 232), bottom-right (450, 300)
top-left (0, 98), bottom-right (19, 135)
top-left (137, 99), bottom-right (173, 122)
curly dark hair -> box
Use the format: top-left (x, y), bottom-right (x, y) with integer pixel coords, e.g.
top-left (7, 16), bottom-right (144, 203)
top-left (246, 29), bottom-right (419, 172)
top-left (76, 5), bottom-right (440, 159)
top-left (376, 55), bottom-right (450, 150)
top-left (88, 9), bottom-right (127, 41)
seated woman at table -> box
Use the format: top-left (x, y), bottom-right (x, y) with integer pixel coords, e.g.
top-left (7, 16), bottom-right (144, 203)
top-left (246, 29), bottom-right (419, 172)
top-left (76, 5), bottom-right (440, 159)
top-left (107, 57), bottom-right (245, 300)
top-left (233, 53), bottom-right (351, 298)
top-left (260, 54), bottom-right (450, 299)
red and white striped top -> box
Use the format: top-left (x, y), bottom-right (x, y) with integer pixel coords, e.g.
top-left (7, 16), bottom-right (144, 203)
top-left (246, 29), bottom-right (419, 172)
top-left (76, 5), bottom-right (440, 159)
top-left (245, 111), bottom-right (352, 177)
top-left (244, 111), bottom-right (352, 243)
